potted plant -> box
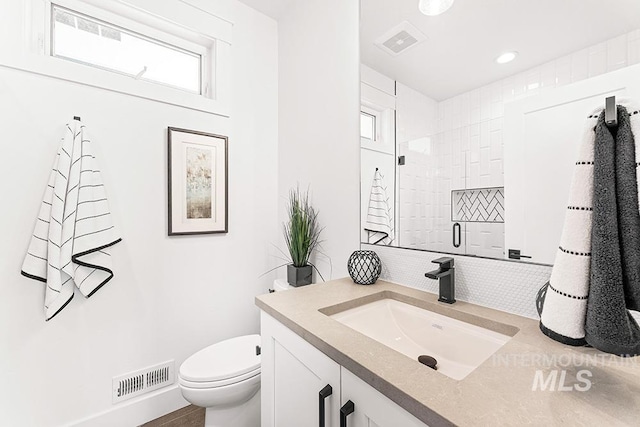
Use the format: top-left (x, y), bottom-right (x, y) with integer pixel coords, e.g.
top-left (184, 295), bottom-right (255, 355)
top-left (283, 187), bottom-right (323, 286)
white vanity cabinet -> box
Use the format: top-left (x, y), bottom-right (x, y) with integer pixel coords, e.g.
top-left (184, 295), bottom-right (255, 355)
top-left (260, 311), bottom-right (429, 427)
top-left (261, 312), bottom-right (341, 427)
top-left (340, 368), bottom-right (428, 427)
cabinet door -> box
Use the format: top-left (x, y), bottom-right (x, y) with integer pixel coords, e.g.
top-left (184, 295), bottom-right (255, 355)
top-left (261, 311), bottom-right (341, 427)
top-left (341, 368), bottom-right (428, 427)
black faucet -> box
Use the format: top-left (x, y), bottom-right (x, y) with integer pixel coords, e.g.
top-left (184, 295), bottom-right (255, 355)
top-left (425, 257), bottom-right (455, 304)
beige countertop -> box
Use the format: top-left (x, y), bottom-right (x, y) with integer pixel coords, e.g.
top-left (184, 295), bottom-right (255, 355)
top-left (255, 278), bottom-right (640, 427)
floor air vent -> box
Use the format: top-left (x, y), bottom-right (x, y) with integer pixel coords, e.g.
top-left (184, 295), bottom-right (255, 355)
top-left (112, 360), bottom-right (175, 403)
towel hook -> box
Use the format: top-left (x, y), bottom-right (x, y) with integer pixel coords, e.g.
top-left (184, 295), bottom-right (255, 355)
top-left (605, 96), bottom-right (617, 128)
top-left (73, 116), bottom-right (81, 121)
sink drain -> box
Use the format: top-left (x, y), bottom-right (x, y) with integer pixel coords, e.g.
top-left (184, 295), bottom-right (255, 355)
top-left (418, 355), bottom-right (438, 370)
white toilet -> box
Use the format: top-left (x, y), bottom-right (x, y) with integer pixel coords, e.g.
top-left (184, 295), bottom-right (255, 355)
top-left (178, 334), bottom-right (261, 427)
top-left (273, 278), bottom-right (294, 292)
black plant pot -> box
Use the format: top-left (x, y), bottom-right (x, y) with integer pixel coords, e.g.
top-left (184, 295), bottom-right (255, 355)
top-left (287, 264), bottom-right (312, 287)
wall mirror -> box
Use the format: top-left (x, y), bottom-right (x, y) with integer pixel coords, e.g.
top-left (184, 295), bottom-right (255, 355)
top-left (360, 0), bottom-right (640, 265)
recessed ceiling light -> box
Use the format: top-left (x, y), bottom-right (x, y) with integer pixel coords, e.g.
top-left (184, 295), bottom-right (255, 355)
top-left (418, 0), bottom-right (455, 16)
top-left (495, 51), bottom-right (518, 64)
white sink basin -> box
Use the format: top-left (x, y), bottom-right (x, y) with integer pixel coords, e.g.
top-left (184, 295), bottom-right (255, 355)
top-left (329, 298), bottom-right (512, 380)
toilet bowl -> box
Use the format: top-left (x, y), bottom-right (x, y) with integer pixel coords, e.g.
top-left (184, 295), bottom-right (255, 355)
top-left (179, 334), bottom-right (261, 427)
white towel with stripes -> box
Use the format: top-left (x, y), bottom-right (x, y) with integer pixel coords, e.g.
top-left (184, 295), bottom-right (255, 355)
top-left (21, 119), bottom-right (121, 321)
top-left (364, 169), bottom-right (394, 245)
top-left (538, 110), bottom-right (595, 344)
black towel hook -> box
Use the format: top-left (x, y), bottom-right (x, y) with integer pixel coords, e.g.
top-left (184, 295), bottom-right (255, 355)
top-left (605, 96), bottom-right (617, 128)
top-left (73, 116), bottom-right (81, 121)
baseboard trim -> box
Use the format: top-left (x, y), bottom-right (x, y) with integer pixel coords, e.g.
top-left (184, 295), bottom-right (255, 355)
top-left (69, 385), bottom-right (188, 427)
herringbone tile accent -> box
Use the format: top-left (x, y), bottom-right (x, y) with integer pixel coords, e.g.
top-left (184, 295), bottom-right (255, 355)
top-left (452, 187), bottom-right (504, 222)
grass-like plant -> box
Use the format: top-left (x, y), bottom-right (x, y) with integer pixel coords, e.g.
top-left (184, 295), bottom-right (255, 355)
top-left (284, 187), bottom-right (323, 267)
top-left (259, 186), bottom-right (327, 282)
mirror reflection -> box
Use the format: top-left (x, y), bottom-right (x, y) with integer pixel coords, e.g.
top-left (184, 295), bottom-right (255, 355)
top-left (360, 0), bottom-right (640, 264)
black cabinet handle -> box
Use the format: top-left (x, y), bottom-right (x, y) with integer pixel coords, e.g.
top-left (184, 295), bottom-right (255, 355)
top-left (319, 384), bottom-right (332, 427)
top-left (453, 222), bottom-right (461, 248)
top-left (340, 400), bottom-right (355, 427)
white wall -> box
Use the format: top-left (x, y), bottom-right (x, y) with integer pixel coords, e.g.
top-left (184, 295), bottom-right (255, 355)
top-left (277, 0), bottom-right (360, 280)
top-left (0, 1), bottom-right (278, 426)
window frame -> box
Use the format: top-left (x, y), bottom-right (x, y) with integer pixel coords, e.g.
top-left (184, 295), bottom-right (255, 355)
top-left (361, 101), bottom-right (394, 155)
top-left (50, 4), bottom-right (206, 95)
top-left (9, 0), bottom-right (231, 116)
top-left (360, 110), bottom-right (377, 142)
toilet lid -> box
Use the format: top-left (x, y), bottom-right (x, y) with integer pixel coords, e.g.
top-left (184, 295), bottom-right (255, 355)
top-left (180, 334), bottom-right (261, 383)
top-left (273, 279), bottom-right (293, 292)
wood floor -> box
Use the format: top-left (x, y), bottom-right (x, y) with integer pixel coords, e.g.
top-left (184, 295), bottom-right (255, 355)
top-left (141, 405), bottom-right (205, 427)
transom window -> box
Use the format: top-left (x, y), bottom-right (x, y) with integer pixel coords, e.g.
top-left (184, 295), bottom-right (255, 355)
top-left (360, 111), bottom-right (377, 141)
top-left (51, 4), bottom-right (203, 94)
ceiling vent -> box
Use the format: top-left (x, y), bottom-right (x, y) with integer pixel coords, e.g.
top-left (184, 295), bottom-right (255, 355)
top-left (374, 21), bottom-right (426, 57)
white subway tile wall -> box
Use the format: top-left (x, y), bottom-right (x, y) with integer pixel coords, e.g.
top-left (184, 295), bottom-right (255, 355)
top-left (363, 243), bottom-right (552, 319)
top-left (397, 28), bottom-right (640, 258)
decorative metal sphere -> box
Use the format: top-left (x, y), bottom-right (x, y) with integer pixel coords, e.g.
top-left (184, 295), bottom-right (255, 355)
top-left (347, 250), bottom-right (382, 285)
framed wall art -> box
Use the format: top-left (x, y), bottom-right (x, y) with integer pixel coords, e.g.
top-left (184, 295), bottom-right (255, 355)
top-left (168, 127), bottom-right (228, 235)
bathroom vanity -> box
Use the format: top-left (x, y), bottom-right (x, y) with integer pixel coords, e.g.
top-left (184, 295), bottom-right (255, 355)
top-left (256, 279), bottom-right (640, 426)
top-left (260, 308), bottom-right (425, 427)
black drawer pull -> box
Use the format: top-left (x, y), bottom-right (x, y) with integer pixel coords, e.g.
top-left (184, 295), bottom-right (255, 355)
top-left (340, 400), bottom-right (355, 427)
top-left (319, 384), bottom-right (332, 427)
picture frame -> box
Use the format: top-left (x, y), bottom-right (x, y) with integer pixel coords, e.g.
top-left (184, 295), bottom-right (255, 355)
top-left (168, 127), bottom-right (228, 235)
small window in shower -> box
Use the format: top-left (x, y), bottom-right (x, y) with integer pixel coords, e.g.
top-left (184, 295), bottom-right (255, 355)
top-left (360, 111), bottom-right (377, 141)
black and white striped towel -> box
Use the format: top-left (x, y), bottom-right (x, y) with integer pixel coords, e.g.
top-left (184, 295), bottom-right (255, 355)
top-left (21, 119), bottom-right (121, 321)
top-left (364, 169), bottom-right (394, 245)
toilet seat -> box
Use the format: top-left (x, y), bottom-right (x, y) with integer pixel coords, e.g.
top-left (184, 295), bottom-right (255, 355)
top-left (179, 369), bottom-right (261, 409)
top-left (179, 334), bottom-right (261, 389)
top-left (179, 367), bottom-right (260, 389)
